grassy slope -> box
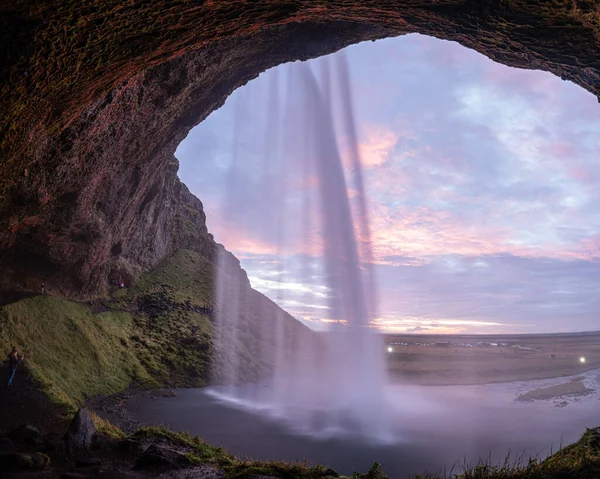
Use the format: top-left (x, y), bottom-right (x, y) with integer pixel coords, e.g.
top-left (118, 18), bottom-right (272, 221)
top-left (0, 248), bottom-right (300, 406)
top-left (128, 248), bottom-right (214, 305)
top-left (0, 249), bottom-right (218, 408)
top-left (0, 296), bottom-right (153, 408)
top-left (118, 248), bottom-right (216, 387)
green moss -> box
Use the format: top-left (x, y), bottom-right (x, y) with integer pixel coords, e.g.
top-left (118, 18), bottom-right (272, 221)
top-left (129, 248), bottom-right (215, 306)
top-left (91, 412), bottom-right (127, 439)
top-left (134, 426), bottom-right (235, 469)
top-left (0, 248), bottom-right (253, 405)
top-left (0, 295), bottom-right (154, 408)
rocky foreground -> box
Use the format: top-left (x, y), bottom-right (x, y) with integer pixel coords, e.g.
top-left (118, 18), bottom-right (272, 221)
top-left (1, 400), bottom-right (599, 479)
top-left (0, 404), bottom-right (371, 479)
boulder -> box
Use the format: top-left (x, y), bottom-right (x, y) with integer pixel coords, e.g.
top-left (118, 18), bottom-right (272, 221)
top-left (134, 443), bottom-right (192, 471)
top-left (0, 436), bottom-right (16, 451)
top-left (0, 451), bottom-right (49, 471)
top-left (117, 438), bottom-right (146, 456)
top-left (65, 408), bottom-right (96, 452)
top-left (91, 431), bottom-right (113, 450)
top-left (8, 424), bottom-right (42, 445)
top-left (75, 456), bottom-right (103, 468)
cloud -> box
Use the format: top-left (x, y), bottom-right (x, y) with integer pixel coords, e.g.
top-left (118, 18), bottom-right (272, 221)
top-left (352, 124), bottom-right (398, 168)
top-left (176, 34), bottom-right (600, 334)
top-left (406, 326), bottom-right (429, 332)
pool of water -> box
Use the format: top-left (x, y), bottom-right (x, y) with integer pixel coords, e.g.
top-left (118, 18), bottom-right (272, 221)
top-left (126, 370), bottom-right (600, 478)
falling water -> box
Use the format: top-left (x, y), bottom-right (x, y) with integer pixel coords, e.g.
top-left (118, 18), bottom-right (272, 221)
top-left (212, 53), bottom-right (389, 441)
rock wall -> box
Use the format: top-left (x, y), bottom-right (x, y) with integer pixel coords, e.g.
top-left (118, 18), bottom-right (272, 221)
top-left (0, 1), bottom-right (599, 297)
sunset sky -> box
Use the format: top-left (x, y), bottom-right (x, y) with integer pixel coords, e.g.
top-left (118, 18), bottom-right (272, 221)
top-left (177, 34), bottom-right (600, 335)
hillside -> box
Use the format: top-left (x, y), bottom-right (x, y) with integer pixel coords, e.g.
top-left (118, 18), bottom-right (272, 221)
top-left (0, 248), bottom-right (314, 411)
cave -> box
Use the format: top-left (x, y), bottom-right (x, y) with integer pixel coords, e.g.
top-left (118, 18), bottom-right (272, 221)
top-left (1, 3), bottom-right (600, 477)
top-left (1, 1), bottom-right (599, 300)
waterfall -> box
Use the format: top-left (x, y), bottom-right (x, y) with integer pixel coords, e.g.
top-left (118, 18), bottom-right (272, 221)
top-left (211, 53), bottom-right (389, 441)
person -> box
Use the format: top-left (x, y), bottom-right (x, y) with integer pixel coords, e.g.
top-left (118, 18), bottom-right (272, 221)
top-left (41, 282), bottom-right (45, 295)
top-left (6, 347), bottom-right (24, 389)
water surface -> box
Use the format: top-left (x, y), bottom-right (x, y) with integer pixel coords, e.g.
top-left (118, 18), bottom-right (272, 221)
top-left (127, 370), bottom-right (600, 478)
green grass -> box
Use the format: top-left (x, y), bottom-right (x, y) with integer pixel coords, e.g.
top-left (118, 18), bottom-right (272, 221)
top-left (127, 248), bottom-right (215, 306)
top-left (410, 428), bottom-right (600, 479)
top-left (115, 249), bottom-right (216, 387)
top-left (0, 295), bottom-right (155, 408)
top-left (91, 412), bottom-right (127, 439)
top-left (0, 250), bottom-right (218, 405)
top-left (0, 248), bottom-right (265, 406)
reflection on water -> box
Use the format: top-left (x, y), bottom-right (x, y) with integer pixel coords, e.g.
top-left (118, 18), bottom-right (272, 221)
top-left (126, 370), bottom-right (600, 478)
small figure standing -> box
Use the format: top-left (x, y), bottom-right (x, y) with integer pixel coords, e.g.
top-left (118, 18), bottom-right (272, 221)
top-left (6, 347), bottom-right (24, 389)
top-left (120, 281), bottom-right (125, 288)
top-left (41, 282), bottom-right (45, 295)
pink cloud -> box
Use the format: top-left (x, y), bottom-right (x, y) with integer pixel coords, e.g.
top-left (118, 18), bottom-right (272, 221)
top-left (357, 125), bottom-right (398, 168)
top-left (366, 201), bottom-right (600, 264)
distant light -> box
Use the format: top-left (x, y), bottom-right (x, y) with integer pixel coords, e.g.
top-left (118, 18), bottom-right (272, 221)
top-left (580, 356), bottom-right (586, 364)
top-left (387, 347), bottom-right (393, 353)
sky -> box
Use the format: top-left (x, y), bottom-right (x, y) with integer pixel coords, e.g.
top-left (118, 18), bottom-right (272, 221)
top-left (176, 34), bottom-right (600, 335)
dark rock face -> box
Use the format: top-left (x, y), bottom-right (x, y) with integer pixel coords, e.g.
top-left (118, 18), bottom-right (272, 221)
top-left (8, 424), bottom-right (41, 445)
top-left (0, 450), bottom-right (49, 471)
top-left (156, 468), bottom-right (224, 479)
top-left (74, 456), bottom-right (103, 468)
top-left (134, 443), bottom-right (192, 471)
top-left (64, 408), bottom-right (96, 452)
top-left (0, 2), bottom-right (599, 297)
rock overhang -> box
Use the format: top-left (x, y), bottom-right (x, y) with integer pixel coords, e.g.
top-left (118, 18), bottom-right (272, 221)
top-left (0, 1), bottom-right (598, 297)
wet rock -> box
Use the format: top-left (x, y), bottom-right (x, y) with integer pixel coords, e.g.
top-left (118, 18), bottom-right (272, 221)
top-left (117, 438), bottom-right (146, 456)
top-left (134, 443), bottom-right (192, 471)
top-left (75, 456), bottom-right (103, 468)
top-left (0, 451), bottom-right (49, 471)
top-left (90, 431), bottom-right (114, 450)
top-left (8, 424), bottom-right (42, 445)
top-left (42, 432), bottom-right (68, 456)
top-left (65, 408), bottom-right (96, 452)
top-left (157, 466), bottom-right (225, 478)
top-left (62, 471), bottom-right (134, 479)
top-left (0, 436), bottom-right (16, 451)
top-left (157, 389), bottom-right (177, 398)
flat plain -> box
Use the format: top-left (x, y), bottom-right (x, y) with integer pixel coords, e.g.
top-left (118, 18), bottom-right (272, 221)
top-left (383, 331), bottom-right (600, 386)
